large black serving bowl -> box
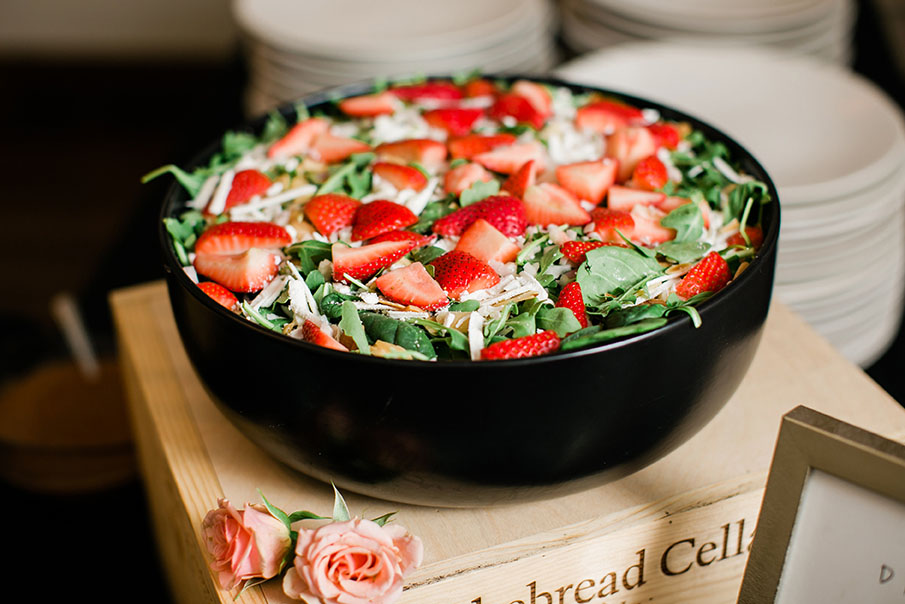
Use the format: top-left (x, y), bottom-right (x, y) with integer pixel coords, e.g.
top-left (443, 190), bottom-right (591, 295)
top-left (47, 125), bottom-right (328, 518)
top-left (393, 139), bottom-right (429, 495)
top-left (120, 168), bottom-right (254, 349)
top-left (160, 76), bottom-right (779, 507)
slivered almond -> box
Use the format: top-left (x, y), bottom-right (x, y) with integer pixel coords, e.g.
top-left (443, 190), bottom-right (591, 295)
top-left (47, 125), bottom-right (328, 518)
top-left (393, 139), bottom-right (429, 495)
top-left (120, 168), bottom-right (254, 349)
top-left (492, 291), bottom-right (537, 306)
top-left (667, 263), bottom-right (693, 275)
top-left (734, 262), bottom-right (749, 279)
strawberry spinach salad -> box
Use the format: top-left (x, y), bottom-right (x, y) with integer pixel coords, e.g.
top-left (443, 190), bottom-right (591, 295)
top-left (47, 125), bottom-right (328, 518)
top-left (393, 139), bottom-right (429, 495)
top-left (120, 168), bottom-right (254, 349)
top-left (151, 75), bottom-right (771, 362)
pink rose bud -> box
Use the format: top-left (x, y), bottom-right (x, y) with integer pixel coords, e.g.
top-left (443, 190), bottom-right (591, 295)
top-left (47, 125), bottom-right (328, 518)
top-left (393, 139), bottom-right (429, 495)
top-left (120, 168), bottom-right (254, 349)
top-left (201, 498), bottom-right (292, 590)
top-left (282, 517), bottom-right (424, 604)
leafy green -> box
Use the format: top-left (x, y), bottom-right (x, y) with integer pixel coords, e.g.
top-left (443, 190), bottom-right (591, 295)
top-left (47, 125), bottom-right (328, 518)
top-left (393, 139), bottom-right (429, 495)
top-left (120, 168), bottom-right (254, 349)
top-left (460, 179), bottom-right (500, 207)
top-left (260, 110), bottom-right (290, 144)
top-left (661, 202), bottom-right (703, 243)
top-left (319, 292), bottom-right (358, 320)
top-left (410, 318), bottom-right (470, 352)
top-left (575, 246), bottom-right (663, 308)
top-left (536, 306), bottom-right (583, 337)
top-left (604, 303), bottom-right (667, 328)
top-left (560, 318), bottom-right (669, 351)
top-left (656, 241), bottom-right (711, 264)
top-left (142, 164), bottom-right (208, 197)
top-left (411, 199), bottom-right (457, 233)
top-left (727, 181), bottom-right (770, 222)
top-left (304, 270), bottom-right (325, 292)
top-left (359, 312), bottom-right (436, 359)
top-left (162, 210), bottom-right (207, 265)
top-left (449, 300), bottom-right (480, 312)
top-left (411, 245), bottom-right (446, 265)
top-left (516, 234), bottom-right (548, 265)
top-left (339, 302), bottom-right (370, 354)
top-left (315, 153), bottom-right (375, 198)
top-left (483, 303), bottom-right (514, 345)
top-left (287, 240), bottom-right (333, 274)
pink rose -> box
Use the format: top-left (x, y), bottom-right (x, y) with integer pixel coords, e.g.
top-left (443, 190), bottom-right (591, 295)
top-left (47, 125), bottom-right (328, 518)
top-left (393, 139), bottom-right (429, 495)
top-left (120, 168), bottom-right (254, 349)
top-left (201, 498), bottom-right (292, 590)
top-left (282, 517), bottom-right (423, 604)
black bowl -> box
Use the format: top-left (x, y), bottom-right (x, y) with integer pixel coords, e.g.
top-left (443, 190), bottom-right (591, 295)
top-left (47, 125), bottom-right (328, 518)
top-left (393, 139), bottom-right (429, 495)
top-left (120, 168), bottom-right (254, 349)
top-left (160, 76), bottom-right (780, 507)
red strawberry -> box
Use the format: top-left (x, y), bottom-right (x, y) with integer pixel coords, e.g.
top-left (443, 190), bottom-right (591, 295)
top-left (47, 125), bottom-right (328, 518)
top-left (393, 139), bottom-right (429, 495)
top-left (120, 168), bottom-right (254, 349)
top-left (390, 81), bottom-right (463, 102)
top-left (559, 240), bottom-right (624, 264)
top-left (331, 239), bottom-right (416, 283)
top-left (368, 230), bottom-right (435, 248)
top-left (444, 162), bottom-right (493, 196)
top-left (267, 117), bottom-right (329, 159)
top-left (631, 155), bottom-right (668, 190)
top-left (727, 225), bottom-right (764, 249)
top-left (575, 99), bottom-right (645, 134)
top-left (351, 200), bottom-right (418, 241)
top-left (480, 330), bottom-right (561, 360)
top-left (555, 281), bottom-right (589, 329)
top-left (197, 281), bottom-right (239, 311)
top-left (304, 193), bottom-right (362, 235)
top-left (194, 221), bottom-right (291, 255)
top-left (463, 78), bottom-right (497, 98)
top-left (448, 133), bottom-right (517, 159)
top-left (676, 251), bottom-right (730, 299)
top-left (648, 122), bottom-right (682, 150)
top-left (522, 183), bottom-right (592, 227)
top-left (338, 91), bottom-right (398, 117)
top-left (372, 162), bottom-right (428, 191)
top-left (606, 185), bottom-right (666, 212)
top-left (193, 248), bottom-right (281, 293)
top-left (375, 262), bottom-right (448, 310)
top-left (375, 138), bottom-right (447, 170)
top-left (423, 107), bottom-right (484, 137)
top-left (488, 93), bottom-right (545, 129)
top-left (310, 132), bottom-right (371, 163)
top-left (555, 158), bottom-right (618, 205)
top-left (301, 319), bottom-right (348, 351)
top-left (432, 195), bottom-right (528, 237)
top-left (473, 142), bottom-right (546, 175)
top-left (501, 159), bottom-right (537, 198)
top-left (606, 126), bottom-right (658, 182)
top-left (429, 250), bottom-right (500, 300)
top-left (590, 207), bottom-right (635, 243)
top-left (455, 218), bottom-right (520, 264)
top-left (212, 169), bottom-right (271, 214)
top-left (630, 205), bottom-right (676, 244)
top-left (511, 80), bottom-right (553, 118)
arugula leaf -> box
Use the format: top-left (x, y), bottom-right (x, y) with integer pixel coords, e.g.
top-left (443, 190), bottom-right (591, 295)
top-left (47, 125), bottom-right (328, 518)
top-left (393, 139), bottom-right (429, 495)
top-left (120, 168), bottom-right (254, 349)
top-left (410, 318), bottom-right (470, 352)
top-left (560, 318), bottom-right (669, 351)
top-left (460, 179), bottom-right (500, 207)
top-left (339, 302), bottom-right (370, 354)
top-left (575, 246), bottom-right (663, 307)
top-left (727, 181), bottom-right (770, 222)
top-left (305, 270), bottom-right (325, 292)
top-left (359, 312), bottom-right (436, 359)
top-left (452, 68), bottom-right (483, 86)
top-left (319, 291), bottom-right (357, 320)
top-left (517, 234), bottom-right (549, 265)
top-left (142, 164), bottom-right (208, 197)
top-left (661, 202), bottom-right (703, 243)
top-left (261, 110), bottom-right (289, 143)
top-left (536, 306), bottom-right (583, 337)
top-left (483, 303), bottom-right (514, 345)
top-left (656, 241), bottom-right (711, 264)
top-left (287, 240), bottom-right (333, 274)
top-left (604, 303), bottom-right (667, 328)
top-left (412, 245), bottom-right (446, 265)
top-left (449, 300), bottom-right (480, 312)
top-left (411, 199), bottom-right (456, 233)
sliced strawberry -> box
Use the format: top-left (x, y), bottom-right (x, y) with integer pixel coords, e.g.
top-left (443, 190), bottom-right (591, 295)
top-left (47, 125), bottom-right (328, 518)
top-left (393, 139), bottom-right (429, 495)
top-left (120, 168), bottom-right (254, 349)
top-left (463, 78), bottom-right (497, 98)
top-left (454, 218), bottom-right (520, 264)
top-left (310, 132), bottom-right (371, 164)
top-left (630, 205), bottom-right (676, 244)
top-left (590, 207), bottom-right (635, 243)
top-left (676, 251), bottom-right (730, 299)
top-left (375, 138), bottom-right (447, 170)
top-left (195, 221), bottom-right (291, 255)
top-left (575, 99), bottom-right (645, 134)
top-left (331, 239), bottom-right (415, 283)
top-left (501, 159), bottom-right (537, 198)
top-left (197, 281), bottom-right (239, 311)
top-left (559, 240), bottom-right (624, 264)
top-left (211, 170), bottom-right (271, 214)
top-left (351, 200), bottom-right (418, 241)
top-left (423, 107), bottom-right (484, 137)
top-left (555, 158), bottom-right (618, 205)
top-left (488, 93), bottom-right (545, 129)
top-left (648, 122), bottom-right (682, 150)
top-left (267, 117), bottom-right (329, 159)
top-left (511, 80), bottom-right (553, 118)
top-left (606, 185), bottom-right (666, 212)
top-left (473, 142), bottom-right (546, 175)
top-left (375, 262), bottom-right (448, 310)
top-left (448, 133), bottom-right (517, 160)
top-left (301, 319), bottom-right (349, 352)
top-left (429, 250), bottom-right (500, 300)
top-left (368, 230), bottom-right (435, 248)
top-left (338, 91), bottom-right (398, 117)
top-left (372, 162), bottom-right (428, 191)
top-left (631, 155), bottom-right (668, 191)
top-left (605, 126), bottom-right (658, 182)
top-left (432, 195), bottom-right (528, 237)
top-left (522, 183), bottom-right (592, 227)
top-left (444, 162), bottom-right (493, 196)
top-left (193, 248), bottom-right (281, 293)
top-left (480, 330), bottom-right (560, 360)
top-left (304, 193), bottom-right (362, 236)
top-left (390, 81), bottom-right (463, 103)
top-left (727, 225), bottom-right (764, 249)
top-left (555, 281), bottom-right (589, 330)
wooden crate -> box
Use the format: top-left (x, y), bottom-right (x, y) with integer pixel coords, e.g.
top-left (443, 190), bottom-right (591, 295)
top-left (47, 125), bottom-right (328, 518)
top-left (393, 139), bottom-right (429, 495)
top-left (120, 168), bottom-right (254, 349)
top-left (110, 281), bottom-right (905, 604)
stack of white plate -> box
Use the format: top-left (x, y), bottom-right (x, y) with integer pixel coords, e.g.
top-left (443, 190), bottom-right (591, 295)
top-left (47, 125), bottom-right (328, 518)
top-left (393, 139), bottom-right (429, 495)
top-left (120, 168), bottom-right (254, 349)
top-left (233, 0), bottom-right (559, 117)
top-left (556, 43), bottom-right (905, 368)
top-left (559, 0), bottom-right (856, 66)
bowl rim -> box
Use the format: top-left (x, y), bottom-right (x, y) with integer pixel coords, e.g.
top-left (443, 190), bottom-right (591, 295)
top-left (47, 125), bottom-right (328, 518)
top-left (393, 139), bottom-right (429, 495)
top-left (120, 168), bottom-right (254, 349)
top-left (159, 73), bottom-right (781, 368)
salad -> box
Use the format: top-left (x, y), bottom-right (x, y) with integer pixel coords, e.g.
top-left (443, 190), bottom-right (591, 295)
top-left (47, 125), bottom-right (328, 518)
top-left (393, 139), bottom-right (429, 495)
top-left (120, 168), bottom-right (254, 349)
top-left (150, 75), bottom-right (771, 362)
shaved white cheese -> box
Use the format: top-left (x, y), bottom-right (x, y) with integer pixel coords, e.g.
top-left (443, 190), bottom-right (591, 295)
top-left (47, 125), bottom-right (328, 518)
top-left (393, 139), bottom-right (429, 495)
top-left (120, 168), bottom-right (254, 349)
top-left (468, 311), bottom-right (485, 361)
top-left (403, 178), bottom-right (439, 216)
top-left (287, 278), bottom-right (318, 319)
top-left (641, 108), bottom-right (660, 124)
top-left (359, 291), bottom-right (379, 305)
top-left (657, 146), bottom-right (683, 183)
top-left (235, 184), bottom-right (316, 214)
top-left (206, 170), bottom-right (235, 216)
top-left (387, 311), bottom-right (430, 320)
top-left (712, 156), bottom-right (744, 184)
top-left (250, 275), bottom-right (288, 309)
top-left (188, 175), bottom-right (219, 210)
top-left (182, 265), bottom-right (198, 283)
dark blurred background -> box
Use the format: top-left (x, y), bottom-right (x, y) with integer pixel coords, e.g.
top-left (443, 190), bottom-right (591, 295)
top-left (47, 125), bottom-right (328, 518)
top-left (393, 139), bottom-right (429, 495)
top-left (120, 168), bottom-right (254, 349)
top-left (0, 1), bottom-right (903, 602)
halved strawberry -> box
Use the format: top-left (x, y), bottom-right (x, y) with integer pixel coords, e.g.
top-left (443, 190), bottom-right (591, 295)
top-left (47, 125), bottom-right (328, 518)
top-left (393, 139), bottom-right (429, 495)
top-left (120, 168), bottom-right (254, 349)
top-left (372, 162), bottom-right (428, 191)
top-left (301, 319), bottom-right (348, 351)
top-left (368, 230), bottom-right (435, 248)
top-left (511, 80), bottom-right (553, 118)
top-left (631, 155), bottom-right (668, 191)
top-left (390, 81), bottom-right (463, 103)
top-left (606, 185), bottom-right (666, 212)
top-left (675, 251), bottom-right (730, 299)
top-left (555, 158), bottom-right (618, 205)
top-left (501, 159), bottom-right (537, 198)
top-left (304, 193), bottom-right (362, 235)
top-left (197, 281), bottom-right (239, 311)
top-left (448, 133), bottom-right (517, 159)
top-left (310, 132), bottom-right (371, 163)
top-left (267, 118), bottom-right (330, 159)
top-left (488, 93), bottom-right (545, 129)
top-left (429, 250), bottom-right (500, 300)
top-left (351, 200), bottom-right (418, 241)
top-left (375, 262), bottom-right (448, 310)
top-left (331, 239), bottom-right (416, 283)
top-left (480, 330), bottom-right (560, 360)
top-left (432, 195), bottom-right (528, 237)
top-left (648, 122), bottom-right (682, 150)
top-left (605, 126), bottom-right (658, 182)
top-left (463, 78), bottom-right (497, 98)
top-left (193, 248), bottom-right (281, 293)
top-left (423, 107), bottom-right (484, 137)
top-left (444, 162), bottom-right (493, 196)
top-left (522, 183), bottom-right (592, 227)
top-left (454, 218), bottom-right (520, 264)
top-left (375, 138), bottom-right (447, 170)
top-left (575, 99), bottom-right (645, 134)
top-left (727, 225), bottom-right (764, 249)
top-left (338, 91), bottom-right (398, 117)
top-left (473, 142), bottom-right (546, 175)
top-left (211, 170), bottom-right (271, 214)
top-left (590, 207), bottom-right (635, 243)
top-left (630, 205), bottom-right (676, 244)
top-left (555, 281), bottom-right (589, 329)
top-left (195, 221), bottom-right (291, 255)
top-left (559, 240), bottom-right (624, 264)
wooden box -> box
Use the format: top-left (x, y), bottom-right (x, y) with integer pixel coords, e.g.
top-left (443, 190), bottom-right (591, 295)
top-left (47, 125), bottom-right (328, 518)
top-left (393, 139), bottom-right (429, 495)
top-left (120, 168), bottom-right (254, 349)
top-left (110, 282), bottom-right (905, 604)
